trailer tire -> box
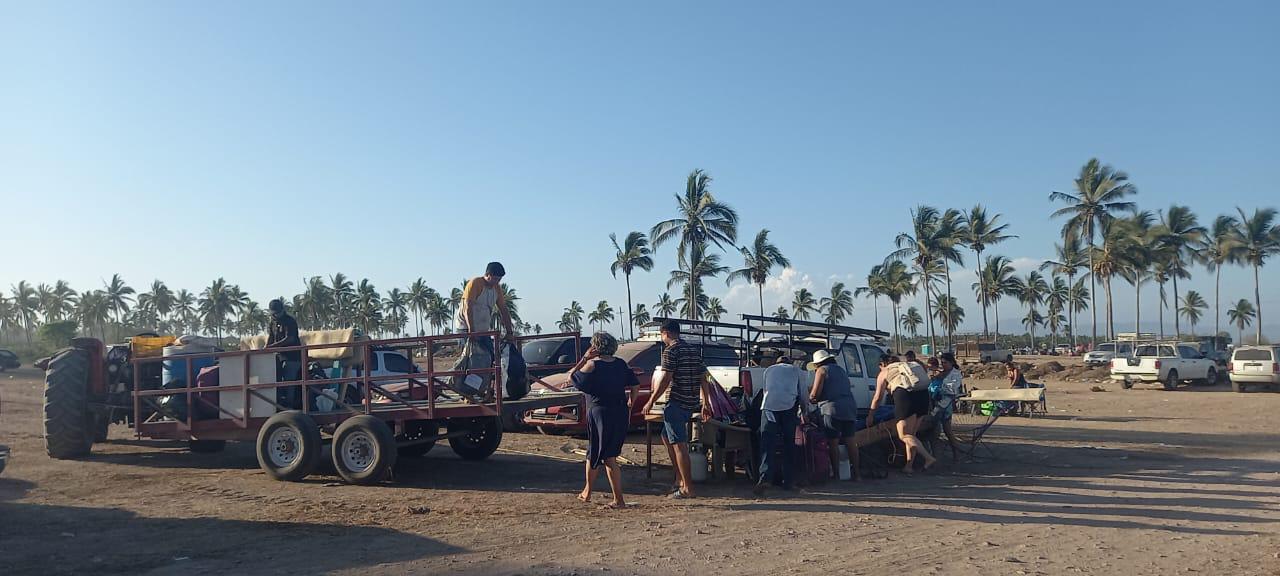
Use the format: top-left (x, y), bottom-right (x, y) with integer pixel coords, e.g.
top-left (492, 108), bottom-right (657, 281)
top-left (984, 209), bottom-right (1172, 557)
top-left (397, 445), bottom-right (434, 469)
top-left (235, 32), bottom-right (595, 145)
top-left (189, 440), bottom-right (227, 453)
top-left (333, 415), bottom-right (397, 484)
top-left (396, 420), bottom-right (438, 458)
top-left (256, 411), bottom-right (322, 482)
top-left (448, 417), bottom-right (502, 461)
top-left (43, 348), bottom-right (94, 459)
top-left (1162, 370), bottom-right (1179, 391)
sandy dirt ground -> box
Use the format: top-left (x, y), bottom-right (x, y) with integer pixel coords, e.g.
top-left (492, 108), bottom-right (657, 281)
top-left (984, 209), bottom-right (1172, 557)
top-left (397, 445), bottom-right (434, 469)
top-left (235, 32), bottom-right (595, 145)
top-left (2, 364), bottom-right (1279, 576)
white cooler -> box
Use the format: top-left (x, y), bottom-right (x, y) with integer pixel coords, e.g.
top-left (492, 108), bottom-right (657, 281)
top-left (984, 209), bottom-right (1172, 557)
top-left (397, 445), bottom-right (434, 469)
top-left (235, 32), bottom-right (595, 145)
top-left (219, 353), bottom-right (280, 420)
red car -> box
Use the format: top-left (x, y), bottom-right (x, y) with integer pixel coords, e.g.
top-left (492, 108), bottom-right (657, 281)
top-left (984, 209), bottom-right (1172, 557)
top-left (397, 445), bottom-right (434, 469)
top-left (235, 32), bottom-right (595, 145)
top-left (521, 340), bottom-right (738, 434)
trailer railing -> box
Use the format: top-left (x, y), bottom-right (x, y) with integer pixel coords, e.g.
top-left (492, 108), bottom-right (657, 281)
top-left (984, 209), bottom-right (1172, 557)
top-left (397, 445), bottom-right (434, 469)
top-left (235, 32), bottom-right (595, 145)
top-left (131, 330), bottom-right (504, 439)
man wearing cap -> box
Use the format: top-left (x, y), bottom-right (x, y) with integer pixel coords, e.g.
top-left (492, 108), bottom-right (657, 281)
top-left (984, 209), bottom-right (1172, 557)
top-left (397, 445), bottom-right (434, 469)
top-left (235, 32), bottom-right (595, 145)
top-left (265, 299), bottom-right (303, 407)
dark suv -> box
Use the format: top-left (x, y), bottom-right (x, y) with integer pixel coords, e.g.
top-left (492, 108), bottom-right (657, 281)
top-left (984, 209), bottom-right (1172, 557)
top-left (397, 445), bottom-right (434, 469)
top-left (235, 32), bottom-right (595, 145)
top-left (0, 349), bottom-right (19, 371)
top-left (521, 336), bottom-right (590, 379)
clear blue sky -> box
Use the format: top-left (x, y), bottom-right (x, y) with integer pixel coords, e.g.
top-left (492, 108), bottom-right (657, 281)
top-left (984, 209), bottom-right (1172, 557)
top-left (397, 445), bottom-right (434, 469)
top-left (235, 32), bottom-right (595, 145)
top-left (4, 1), bottom-right (1278, 339)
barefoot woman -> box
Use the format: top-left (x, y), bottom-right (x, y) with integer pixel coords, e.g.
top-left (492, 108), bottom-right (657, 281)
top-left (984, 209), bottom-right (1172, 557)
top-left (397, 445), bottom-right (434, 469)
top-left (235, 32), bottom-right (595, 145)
top-left (569, 332), bottom-right (639, 508)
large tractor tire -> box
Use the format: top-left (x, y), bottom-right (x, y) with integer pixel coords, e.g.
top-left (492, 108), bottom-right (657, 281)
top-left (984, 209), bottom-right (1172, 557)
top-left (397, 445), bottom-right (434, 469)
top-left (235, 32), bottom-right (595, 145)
top-left (43, 348), bottom-right (94, 459)
top-left (448, 417), bottom-right (503, 461)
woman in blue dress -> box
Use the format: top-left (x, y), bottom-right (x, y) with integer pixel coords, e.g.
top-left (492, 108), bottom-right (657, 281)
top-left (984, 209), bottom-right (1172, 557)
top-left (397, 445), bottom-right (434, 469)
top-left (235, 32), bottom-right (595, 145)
top-left (569, 332), bottom-right (639, 508)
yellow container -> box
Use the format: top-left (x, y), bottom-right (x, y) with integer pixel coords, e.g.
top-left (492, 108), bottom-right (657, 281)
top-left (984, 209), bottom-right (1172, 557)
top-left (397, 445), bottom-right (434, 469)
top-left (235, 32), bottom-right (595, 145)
top-left (131, 335), bottom-right (177, 358)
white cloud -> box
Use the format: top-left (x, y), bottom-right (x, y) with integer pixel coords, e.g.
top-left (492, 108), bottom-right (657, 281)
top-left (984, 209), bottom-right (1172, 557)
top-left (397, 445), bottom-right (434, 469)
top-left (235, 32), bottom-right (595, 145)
top-left (722, 267), bottom-right (814, 316)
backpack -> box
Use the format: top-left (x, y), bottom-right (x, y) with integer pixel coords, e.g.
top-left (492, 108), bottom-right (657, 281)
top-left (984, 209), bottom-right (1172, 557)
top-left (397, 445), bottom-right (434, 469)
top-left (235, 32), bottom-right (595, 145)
top-left (894, 361), bottom-right (929, 391)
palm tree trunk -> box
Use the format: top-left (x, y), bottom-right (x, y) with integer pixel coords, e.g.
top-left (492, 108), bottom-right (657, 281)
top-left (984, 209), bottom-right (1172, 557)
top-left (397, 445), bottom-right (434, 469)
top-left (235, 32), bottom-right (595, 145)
top-left (626, 274), bottom-right (635, 340)
top-left (923, 270), bottom-right (936, 353)
top-left (993, 299), bottom-right (1001, 341)
top-left (757, 283), bottom-right (765, 319)
top-left (976, 248), bottom-right (989, 339)
top-left (1157, 284), bottom-right (1165, 341)
top-left (1088, 238), bottom-right (1098, 346)
top-left (1214, 266), bottom-right (1222, 350)
top-left (1172, 274), bottom-right (1181, 337)
top-left (1135, 278), bottom-right (1141, 336)
top-left (872, 294), bottom-right (880, 331)
top-left (1104, 276), bottom-right (1115, 342)
top-left (944, 261), bottom-right (954, 349)
top-left (1254, 263), bottom-right (1263, 344)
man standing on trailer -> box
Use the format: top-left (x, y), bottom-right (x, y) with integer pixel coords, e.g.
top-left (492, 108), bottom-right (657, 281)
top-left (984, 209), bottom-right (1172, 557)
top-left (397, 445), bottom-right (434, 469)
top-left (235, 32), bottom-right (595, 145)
top-left (644, 320), bottom-right (714, 499)
top-left (265, 299), bottom-right (303, 407)
top-left (452, 262), bottom-right (515, 398)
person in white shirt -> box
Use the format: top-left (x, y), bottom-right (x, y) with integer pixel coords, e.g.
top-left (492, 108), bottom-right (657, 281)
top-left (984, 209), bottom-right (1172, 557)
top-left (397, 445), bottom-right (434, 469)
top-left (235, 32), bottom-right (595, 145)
top-left (754, 354), bottom-right (809, 495)
top-left (932, 352), bottom-right (964, 461)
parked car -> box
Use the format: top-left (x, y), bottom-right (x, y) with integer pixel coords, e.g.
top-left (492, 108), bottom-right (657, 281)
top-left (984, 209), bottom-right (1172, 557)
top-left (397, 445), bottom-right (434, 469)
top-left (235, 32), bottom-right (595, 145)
top-left (520, 336), bottom-right (589, 379)
top-left (1110, 342), bottom-right (1219, 390)
top-left (1228, 345), bottom-right (1280, 393)
top-left (1084, 342), bottom-right (1131, 367)
top-left (977, 343), bottom-right (1013, 363)
top-left (0, 349), bottom-right (19, 371)
top-left (522, 340), bottom-right (739, 433)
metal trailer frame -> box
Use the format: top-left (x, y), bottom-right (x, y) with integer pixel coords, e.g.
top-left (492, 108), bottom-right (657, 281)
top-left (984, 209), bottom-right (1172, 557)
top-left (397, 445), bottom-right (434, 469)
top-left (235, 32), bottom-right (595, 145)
top-left (129, 330), bottom-right (578, 443)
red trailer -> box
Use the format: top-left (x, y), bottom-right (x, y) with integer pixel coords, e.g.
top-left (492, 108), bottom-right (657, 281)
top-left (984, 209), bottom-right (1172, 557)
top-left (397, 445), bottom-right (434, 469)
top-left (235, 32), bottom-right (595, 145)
top-left (38, 330), bottom-right (579, 484)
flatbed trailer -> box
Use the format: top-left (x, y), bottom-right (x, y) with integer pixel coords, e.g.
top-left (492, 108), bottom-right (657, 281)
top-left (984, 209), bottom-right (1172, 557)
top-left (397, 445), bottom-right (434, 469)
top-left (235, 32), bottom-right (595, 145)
top-left (41, 330), bottom-right (580, 484)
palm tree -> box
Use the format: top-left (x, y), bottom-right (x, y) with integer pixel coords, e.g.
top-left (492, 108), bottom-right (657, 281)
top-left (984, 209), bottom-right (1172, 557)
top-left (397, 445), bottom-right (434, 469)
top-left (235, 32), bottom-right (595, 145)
top-left (1119, 211), bottom-right (1159, 336)
top-left (1226, 299), bottom-right (1257, 345)
top-left (879, 260), bottom-right (916, 352)
top-left (972, 255), bottom-right (1017, 340)
top-left (408, 278), bottom-right (433, 336)
top-left (1180, 291), bottom-right (1208, 337)
top-left (773, 306), bottom-right (789, 321)
top-left (353, 280), bottom-right (382, 336)
top-left (1092, 217), bottom-right (1140, 341)
top-left (199, 278), bottom-right (236, 340)
top-left (1155, 205), bottom-right (1205, 337)
top-left (383, 288), bottom-right (410, 337)
top-left (76, 290), bottom-right (112, 341)
top-left (650, 169), bottom-right (739, 320)
top-left (9, 281), bottom-right (38, 344)
top-left (173, 289), bottom-right (196, 334)
top-left (563, 301), bottom-right (585, 332)
top-left (1197, 215), bottom-right (1243, 351)
top-left (329, 273), bottom-right (355, 328)
top-left (654, 293), bottom-right (676, 318)
top-left (1231, 207), bottom-right (1280, 343)
top-left (931, 294), bottom-right (964, 337)
top-left (938, 208), bottom-right (967, 347)
top-left (1068, 278), bottom-right (1090, 344)
top-left (1045, 275), bottom-right (1070, 343)
top-left (668, 253), bottom-right (727, 320)
top-left (791, 288), bottom-right (818, 321)
top-left (1022, 309), bottom-right (1045, 350)
top-left (889, 205), bottom-right (962, 352)
top-left (1045, 309), bottom-right (1067, 349)
top-left (589, 300), bottom-right (614, 333)
top-left (705, 297), bottom-right (727, 322)
top-left (633, 304), bottom-right (651, 330)
top-left (854, 265), bottom-right (888, 331)
top-left (1040, 237), bottom-right (1089, 347)
top-left (610, 231), bottom-right (655, 339)
top-left (727, 229), bottom-right (790, 318)
top-left (962, 205), bottom-right (1015, 339)
top-left (1011, 271), bottom-right (1048, 350)
top-left (819, 282), bottom-right (854, 325)
top-left (1050, 158), bottom-right (1139, 344)
top-left (497, 284), bottom-right (522, 330)
top-left (901, 307), bottom-right (923, 341)
top-left (103, 274), bottom-right (135, 341)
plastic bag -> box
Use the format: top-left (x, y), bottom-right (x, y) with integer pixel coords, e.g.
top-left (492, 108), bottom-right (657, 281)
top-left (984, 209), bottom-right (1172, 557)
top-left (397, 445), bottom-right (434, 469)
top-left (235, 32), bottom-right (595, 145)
top-left (501, 341), bottom-right (530, 400)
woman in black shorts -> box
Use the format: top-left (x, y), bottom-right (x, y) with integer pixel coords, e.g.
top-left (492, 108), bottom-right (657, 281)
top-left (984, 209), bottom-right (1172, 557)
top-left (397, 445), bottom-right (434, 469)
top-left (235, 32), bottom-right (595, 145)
top-left (869, 354), bottom-right (936, 473)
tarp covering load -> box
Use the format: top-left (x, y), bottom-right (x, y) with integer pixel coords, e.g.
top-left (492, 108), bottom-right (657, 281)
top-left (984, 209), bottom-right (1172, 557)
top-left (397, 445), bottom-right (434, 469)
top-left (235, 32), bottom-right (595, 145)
top-left (241, 329), bottom-right (364, 361)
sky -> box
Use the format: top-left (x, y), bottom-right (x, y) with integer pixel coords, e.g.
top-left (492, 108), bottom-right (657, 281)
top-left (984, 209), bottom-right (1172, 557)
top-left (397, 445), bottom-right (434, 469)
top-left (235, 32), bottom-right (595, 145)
top-left (3, 1), bottom-right (1278, 341)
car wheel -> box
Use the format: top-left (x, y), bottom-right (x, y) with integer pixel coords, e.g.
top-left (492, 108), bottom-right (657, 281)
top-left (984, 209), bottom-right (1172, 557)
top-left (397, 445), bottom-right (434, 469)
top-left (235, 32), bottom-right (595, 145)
top-left (1201, 368), bottom-right (1217, 387)
top-left (1162, 370), bottom-right (1179, 391)
top-left (1231, 380), bottom-right (1244, 393)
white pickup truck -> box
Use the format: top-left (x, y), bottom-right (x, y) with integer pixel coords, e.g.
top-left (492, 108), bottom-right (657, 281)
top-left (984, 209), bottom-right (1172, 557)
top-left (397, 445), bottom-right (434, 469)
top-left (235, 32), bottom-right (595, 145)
top-left (1109, 342), bottom-right (1220, 390)
top-left (706, 338), bottom-right (889, 415)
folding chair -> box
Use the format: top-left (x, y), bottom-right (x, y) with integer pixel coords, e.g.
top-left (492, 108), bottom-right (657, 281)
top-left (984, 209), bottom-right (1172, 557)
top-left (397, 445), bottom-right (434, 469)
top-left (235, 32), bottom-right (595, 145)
top-left (946, 402), bottom-right (1004, 461)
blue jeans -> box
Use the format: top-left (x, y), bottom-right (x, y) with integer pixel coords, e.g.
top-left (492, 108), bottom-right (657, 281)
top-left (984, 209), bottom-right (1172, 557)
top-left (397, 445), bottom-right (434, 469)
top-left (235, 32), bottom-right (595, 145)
top-left (662, 403), bottom-right (693, 444)
top-left (758, 409), bottom-right (797, 488)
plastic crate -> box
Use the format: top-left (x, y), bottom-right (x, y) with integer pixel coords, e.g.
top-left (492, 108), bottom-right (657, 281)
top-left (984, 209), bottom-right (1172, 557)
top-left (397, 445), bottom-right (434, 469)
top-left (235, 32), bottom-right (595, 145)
top-left (131, 335), bottom-right (176, 358)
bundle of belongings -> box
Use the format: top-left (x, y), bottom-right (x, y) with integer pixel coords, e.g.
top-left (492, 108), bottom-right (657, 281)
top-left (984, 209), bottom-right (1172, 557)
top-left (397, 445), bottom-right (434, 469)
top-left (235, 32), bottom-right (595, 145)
top-left (449, 338), bottom-right (530, 402)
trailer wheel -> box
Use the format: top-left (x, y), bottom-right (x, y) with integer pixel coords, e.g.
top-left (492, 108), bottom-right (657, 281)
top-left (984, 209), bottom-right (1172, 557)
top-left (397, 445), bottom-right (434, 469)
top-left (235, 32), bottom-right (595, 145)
top-left (189, 440), bottom-right (227, 453)
top-left (43, 348), bottom-right (94, 459)
top-left (333, 415), bottom-right (397, 484)
top-left (256, 411), bottom-right (321, 481)
top-left (1162, 370), bottom-right (1179, 391)
top-left (448, 417), bottom-right (503, 461)
top-left (397, 420), bottom-right (438, 458)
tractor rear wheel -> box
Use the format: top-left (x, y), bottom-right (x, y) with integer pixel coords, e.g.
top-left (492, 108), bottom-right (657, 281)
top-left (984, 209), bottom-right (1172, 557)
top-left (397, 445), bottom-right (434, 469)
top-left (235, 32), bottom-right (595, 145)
top-left (43, 348), bottom-right (94, 459)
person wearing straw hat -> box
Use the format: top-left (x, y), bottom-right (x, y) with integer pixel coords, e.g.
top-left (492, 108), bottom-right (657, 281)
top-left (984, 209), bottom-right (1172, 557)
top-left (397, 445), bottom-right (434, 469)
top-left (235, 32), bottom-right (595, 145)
top-left (808, 349), bottom-right (861, 481)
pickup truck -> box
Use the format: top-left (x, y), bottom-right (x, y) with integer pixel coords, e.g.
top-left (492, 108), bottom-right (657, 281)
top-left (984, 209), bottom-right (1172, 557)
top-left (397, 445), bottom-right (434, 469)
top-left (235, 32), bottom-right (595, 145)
top-left (707, 338), bottom-right (888, 416)
top-left (1084, 342), bottom-right (1131, 367)
top-left (1109, 342), bottom-right (1220, 390)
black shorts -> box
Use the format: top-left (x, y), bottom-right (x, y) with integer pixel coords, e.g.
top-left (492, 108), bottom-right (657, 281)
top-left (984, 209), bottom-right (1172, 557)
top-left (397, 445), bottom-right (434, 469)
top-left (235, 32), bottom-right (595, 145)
top-left (892, 388), bottom-right (930, 420)
top-left (821, 415), bottom-right (857, 439)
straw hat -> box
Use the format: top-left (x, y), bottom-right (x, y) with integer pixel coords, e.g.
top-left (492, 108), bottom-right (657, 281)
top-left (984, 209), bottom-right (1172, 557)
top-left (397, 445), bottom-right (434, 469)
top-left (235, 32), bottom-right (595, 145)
top-left (807, 349), bottom-right (837, 370)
